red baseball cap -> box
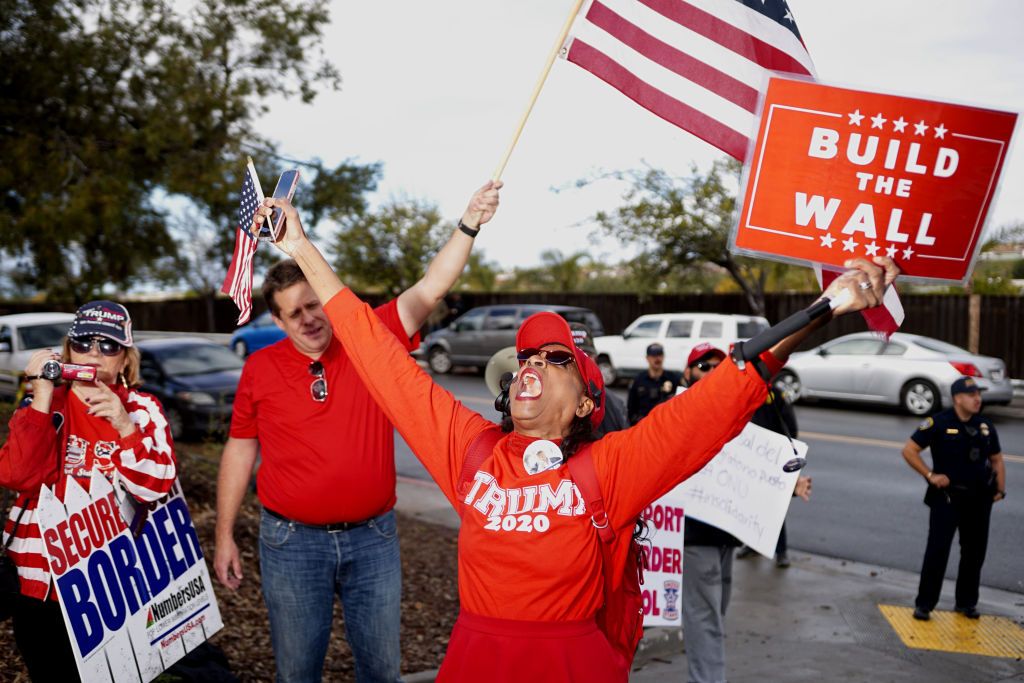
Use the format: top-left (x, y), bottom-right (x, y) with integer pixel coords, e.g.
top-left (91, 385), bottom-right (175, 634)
top-left (516, 312), bottom-right (606, 429)
top-left (686, 342), bottom-right (726, 368)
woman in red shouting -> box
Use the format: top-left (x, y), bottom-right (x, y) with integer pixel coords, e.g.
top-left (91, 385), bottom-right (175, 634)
top-left (253, 189), bottom-right (898, 682)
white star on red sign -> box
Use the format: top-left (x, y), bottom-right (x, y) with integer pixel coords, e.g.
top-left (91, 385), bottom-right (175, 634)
top-left (820, 233), bottom-right (836, 248)
top-left (842, 237), bottom-right (859, 252)
top-left (870, 113), bottom-right (887, 129)
top-left (902, 246), bottom-right (915, 259)
top-left (865, 242), bottom-right (880, 257)
top-left (914, 120), bottom-right (929, 136)
top-left (885, 244), bottom-right (899, 258)
top-left (892, 117), bottom-right (908, 133)
top-left (848, 110), bottom-right (865, 126)
top-left (933, 123), bottom-right (948, 139)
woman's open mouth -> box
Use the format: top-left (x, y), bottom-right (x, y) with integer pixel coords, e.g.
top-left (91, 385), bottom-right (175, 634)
top-left (516, 368), bottom-right (543, 400)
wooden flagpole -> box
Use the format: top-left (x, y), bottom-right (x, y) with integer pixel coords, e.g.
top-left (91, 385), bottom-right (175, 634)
top-left (491, 0), bottom-right (586, 182)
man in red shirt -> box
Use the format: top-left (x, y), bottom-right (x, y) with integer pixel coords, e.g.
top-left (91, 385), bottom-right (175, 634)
top-left (213, 182), bottom-right (502, 682)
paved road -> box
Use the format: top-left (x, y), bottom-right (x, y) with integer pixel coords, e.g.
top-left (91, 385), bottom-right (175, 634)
top-left (394, 370), bottom-right (1024, 594)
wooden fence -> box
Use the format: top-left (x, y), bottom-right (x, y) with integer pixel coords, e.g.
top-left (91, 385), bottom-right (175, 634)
top-left (2, 292), bottom-right (1021, 377)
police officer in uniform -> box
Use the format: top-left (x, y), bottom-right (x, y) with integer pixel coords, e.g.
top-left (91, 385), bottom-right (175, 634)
top-left (626, 343), bottom-right (682, 425)
top-left (902, 377), bottom-right (1006, 620)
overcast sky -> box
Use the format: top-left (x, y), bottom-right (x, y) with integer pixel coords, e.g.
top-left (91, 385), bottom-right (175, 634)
top-left (258, 0), bottom-right (1024, 270)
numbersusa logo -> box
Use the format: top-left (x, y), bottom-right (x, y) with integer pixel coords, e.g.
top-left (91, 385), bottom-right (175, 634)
top-left (145, 577), bottom-right (208, 629)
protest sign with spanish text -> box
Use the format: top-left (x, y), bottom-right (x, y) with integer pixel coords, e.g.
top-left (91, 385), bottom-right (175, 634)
top-left (662, 421), bottom-right (808, 558)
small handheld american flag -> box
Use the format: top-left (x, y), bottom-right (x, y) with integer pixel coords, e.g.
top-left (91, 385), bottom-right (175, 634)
top-left (221, 157), bottom-right (264, 325)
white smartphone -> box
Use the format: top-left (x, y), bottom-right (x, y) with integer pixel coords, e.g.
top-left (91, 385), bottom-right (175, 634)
top-left (258, 169), bottom-right (300, 241)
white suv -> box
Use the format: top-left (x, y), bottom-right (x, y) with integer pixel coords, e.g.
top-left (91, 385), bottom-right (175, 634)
top-left (593, 313), bottom-right (769, 384)
top-left (0, 312), bottom-right (76, 399)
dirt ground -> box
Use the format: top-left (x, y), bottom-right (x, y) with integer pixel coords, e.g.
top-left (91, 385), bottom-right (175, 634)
top-left (0, 407), bottom-right (460, 682)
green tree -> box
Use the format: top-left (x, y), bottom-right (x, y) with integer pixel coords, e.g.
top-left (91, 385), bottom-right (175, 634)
top-left (458, 251), bottom-right (500, 291)
top-left (583, 159), bottom-right (811, 315)
top-left (332, 198), bottom-right (447, 296)
top-left (0, 0), bottom-right (375, 303)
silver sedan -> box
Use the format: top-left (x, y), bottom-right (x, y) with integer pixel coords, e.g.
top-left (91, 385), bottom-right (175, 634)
top-left (776, 332), bottom-right (1014, 416)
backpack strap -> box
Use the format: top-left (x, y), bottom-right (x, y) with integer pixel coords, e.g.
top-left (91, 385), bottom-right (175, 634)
top-left (456, 427), bottom-right (504, 501)
top-left (567, 445), bottom-right (616, 544)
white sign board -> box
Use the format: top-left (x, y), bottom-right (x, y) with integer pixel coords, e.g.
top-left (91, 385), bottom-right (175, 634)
top-left (36, 471), bottom-right (223, 682)
top-left (663, 422), bottom-right (808, 558)
top-left (640, 500), bottom-right (684, 627)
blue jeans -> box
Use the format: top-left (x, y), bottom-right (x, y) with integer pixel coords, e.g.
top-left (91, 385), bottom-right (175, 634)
top-left (259, 509), bottom-right (403, 683)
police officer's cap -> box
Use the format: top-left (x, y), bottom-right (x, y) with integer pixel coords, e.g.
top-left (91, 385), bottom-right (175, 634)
top-left (951, 376), bottom-right (986, 396)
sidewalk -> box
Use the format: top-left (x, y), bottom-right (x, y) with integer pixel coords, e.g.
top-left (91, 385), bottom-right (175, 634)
top-left (396, 477), bottom-right (1024, 683)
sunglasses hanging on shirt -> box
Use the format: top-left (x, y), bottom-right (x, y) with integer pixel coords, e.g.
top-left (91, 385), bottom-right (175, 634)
top-left (308, 361), bottom-right (328, 402)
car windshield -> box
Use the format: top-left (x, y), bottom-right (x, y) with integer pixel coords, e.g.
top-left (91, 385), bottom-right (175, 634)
top-left (912, 337), bottom-right (971, 355)
top-left (18, 323), bottom-right (70, 349)
top-left (153, 344), bottom-right (244, 376)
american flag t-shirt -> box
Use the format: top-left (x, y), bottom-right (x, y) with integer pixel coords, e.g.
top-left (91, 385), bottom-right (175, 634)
top-left (221, 159), bottom-right (264, 325)
top-left (563, 0), bottom-right (815, 161)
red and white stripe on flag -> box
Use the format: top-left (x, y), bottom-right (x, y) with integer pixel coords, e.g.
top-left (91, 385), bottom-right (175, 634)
top-left (815, 266), bottom-right (905, 338)
top-left (221, 159), bottom-right (264, 325)
top-left (563, 0), bottom-right (815, 161)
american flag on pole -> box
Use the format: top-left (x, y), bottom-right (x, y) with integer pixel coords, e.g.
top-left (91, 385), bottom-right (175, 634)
top-left (221, 158), bottom-right (264, 325)
top-left (563, 0), bottom-right (903, 332)
top-left (562, 0), bottom-right (815, 162)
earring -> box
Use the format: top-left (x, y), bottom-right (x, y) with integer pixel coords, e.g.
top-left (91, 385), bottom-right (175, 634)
top-left (119, 372), bottom-right (128, 389)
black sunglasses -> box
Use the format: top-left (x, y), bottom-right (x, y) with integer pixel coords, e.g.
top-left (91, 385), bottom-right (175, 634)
top-left (516, 348), bottom-right (575, 367)
top-left (69, 337), bottom-right (123, 357)
top-left (692, 360), bottom-right (720, 373)
top-left (309, 361), bottom-right (328, 402)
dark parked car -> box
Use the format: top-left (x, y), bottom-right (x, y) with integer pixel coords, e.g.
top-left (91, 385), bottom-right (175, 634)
top-left (415, 304), bottom-right (605, 374)
top-left (229, 310), bottom-right (285, 357)
top-left (137, 337), bottom-right (244, 440)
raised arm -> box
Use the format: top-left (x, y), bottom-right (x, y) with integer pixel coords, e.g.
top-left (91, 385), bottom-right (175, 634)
top-left (396, 181), bottom-right (502, 336)
top-left (596, 258), bottom-right (900, 525)
top-left (253, 192), bottom-right (495, 502)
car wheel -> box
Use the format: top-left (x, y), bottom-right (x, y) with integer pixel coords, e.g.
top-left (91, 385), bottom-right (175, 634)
top-left (232, 340), bottom-right (248, 357)
top-left (428, 347), bottom-right (453, 374)
top-left (774, 370), bottom-right (802, 403)
top-left (597, 356), bottom-right (616, 386)
top-left (166, 407), bottom-right (186, 442)
top-left (901, 379), bottom-right (939, 416)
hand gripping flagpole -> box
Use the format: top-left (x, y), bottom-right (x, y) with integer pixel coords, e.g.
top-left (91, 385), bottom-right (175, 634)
top-left (491, 0), bottom-right (586, 182)
top-left (730, 288), bottom-right (854, 473)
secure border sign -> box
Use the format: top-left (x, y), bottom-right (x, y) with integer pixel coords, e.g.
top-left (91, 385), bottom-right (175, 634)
top-left (732, 77), bottom-right (1018, 284)
top-left (36, 471), bottom-right (223, 682)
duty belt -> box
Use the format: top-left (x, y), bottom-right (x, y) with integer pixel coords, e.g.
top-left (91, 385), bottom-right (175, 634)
top-left (263, 506), bottom-right (371, 532)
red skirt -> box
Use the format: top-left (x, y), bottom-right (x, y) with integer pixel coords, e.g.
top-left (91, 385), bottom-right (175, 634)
top-left (436, 610), bottom-right (627, 682)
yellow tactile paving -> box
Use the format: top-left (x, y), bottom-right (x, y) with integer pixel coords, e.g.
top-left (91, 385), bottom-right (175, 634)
top-left (879, 604), bottom-right (1024, 658)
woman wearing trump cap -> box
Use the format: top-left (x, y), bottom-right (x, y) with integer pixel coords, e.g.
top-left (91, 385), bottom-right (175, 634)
top-left (252, 190), bottom-right (898, 681)
top-left (0, 300), bottom-right (177, 681)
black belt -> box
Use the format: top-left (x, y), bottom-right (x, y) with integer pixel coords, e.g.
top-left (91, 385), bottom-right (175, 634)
top-left (263, 507), bottom-right (370, 532)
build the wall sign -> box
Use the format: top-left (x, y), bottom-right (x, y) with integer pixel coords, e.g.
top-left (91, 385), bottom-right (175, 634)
top-left (732, 77), bottom-right (1018, 284)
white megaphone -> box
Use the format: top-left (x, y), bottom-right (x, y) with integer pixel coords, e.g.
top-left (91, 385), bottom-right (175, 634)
top-left (484, 345), bottom-right (519, 398)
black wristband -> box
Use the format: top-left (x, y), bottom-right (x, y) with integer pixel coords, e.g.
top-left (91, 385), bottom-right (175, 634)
top-left (458, 219), bottom-right (480, 238)
top-left (25, 375), bottom-right (43, 381)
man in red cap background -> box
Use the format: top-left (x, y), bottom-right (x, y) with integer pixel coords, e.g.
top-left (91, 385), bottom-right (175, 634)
top-left (679, 343), bottom-right (810, 683)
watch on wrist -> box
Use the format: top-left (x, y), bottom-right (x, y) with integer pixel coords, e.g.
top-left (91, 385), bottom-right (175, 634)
top-left (458, 219), bottom-right (480, 238)
top-left (998, 490), bottom-right (1006, 498)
